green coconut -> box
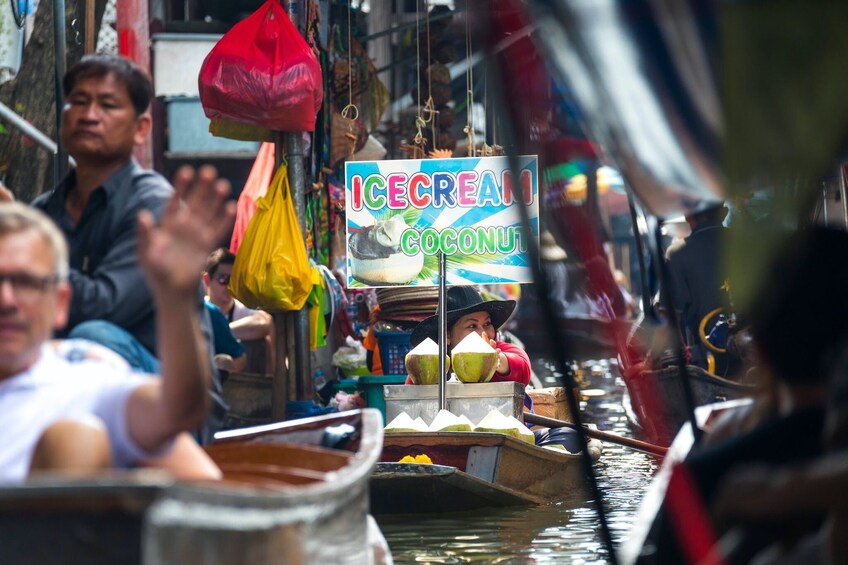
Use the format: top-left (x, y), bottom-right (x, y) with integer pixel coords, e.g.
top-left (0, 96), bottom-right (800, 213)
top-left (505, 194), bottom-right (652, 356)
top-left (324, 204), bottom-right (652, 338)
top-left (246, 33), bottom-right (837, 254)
top-left (405, 338), bottom-right (449, 385)
top-left (429, 409), bottom-right (473, 432)
top-left (451, 332), bottom-right (498, 383)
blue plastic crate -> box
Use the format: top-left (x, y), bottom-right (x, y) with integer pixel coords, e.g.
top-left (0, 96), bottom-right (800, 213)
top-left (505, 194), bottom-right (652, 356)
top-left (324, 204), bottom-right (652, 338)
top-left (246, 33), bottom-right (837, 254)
top-left (375, 330), bottom-right (413, 375)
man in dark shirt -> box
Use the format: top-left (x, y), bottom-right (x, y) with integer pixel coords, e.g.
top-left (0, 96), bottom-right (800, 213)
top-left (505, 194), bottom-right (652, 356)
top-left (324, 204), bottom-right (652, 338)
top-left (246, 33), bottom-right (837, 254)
top-left (31, 54), bottom-right (227, 441)
top-left (665, 204), bottom-right (730, 369)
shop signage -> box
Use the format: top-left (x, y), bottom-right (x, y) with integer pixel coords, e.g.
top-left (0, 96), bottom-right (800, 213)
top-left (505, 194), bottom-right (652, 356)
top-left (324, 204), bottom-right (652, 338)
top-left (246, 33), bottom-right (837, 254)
top-left (345, 155), bottom-right (539, 288)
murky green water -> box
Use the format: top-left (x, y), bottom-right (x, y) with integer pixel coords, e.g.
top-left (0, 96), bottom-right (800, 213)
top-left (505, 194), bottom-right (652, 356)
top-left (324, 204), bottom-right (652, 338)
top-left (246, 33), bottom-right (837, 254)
top-left (377, 359), bottom-right (659, 564)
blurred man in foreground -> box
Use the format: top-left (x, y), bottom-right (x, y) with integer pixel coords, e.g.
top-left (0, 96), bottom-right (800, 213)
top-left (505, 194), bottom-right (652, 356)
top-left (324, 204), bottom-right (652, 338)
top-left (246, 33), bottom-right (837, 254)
top-left (0, 174), bottom-right (234, 481)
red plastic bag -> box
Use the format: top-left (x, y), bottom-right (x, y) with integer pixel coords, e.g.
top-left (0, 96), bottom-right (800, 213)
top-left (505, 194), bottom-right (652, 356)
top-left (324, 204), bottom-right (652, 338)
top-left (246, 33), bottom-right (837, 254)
top-left (199, 0), bottom-right (323, 133)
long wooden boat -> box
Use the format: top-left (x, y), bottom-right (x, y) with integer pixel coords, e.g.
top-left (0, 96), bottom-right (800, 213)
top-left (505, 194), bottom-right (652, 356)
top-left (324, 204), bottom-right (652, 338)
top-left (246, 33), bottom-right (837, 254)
top-left (618, 399), bottom-right (752, 565)
top-left (0, 409), bottom-right (390, 565)
top-left (370, 430), bottom-right (603, 514)
top-left (621, 364), bottom-right (756, 446)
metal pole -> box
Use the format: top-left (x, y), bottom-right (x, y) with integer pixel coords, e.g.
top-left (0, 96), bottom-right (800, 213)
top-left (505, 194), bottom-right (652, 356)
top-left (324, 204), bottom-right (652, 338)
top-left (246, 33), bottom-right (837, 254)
top-left (53, 0), bottom-right (68, 182)
top-left (626, 190), bottom-right (653, 318)
top-left (653, 223), bottom-right (703, 445)
top-left (822, 183), bottom-right (829, 227)
top-left (286, 131), bottom-right (312, 400)
top-left (271, 136), bottom-right (289, 421)
top-left (438, 252), bottom-right (447, 411)
top-left (840, 165), bottom-right (848, 229)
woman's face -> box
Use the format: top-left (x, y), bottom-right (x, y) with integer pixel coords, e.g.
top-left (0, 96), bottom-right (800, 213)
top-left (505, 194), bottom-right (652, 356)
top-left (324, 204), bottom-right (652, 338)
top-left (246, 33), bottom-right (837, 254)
top-left (448, 310), bottom-right (496, 347)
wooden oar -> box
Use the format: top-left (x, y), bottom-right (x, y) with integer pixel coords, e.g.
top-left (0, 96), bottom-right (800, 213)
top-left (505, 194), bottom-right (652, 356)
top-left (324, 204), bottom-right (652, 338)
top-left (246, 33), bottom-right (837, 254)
top-left (524, 413), bottom-right (668, 457)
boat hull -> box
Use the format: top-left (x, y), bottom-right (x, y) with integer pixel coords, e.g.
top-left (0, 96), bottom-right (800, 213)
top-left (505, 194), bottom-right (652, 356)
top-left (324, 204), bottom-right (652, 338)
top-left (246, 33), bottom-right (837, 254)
top-left (372, 431), bottom-right (602, 514)
top-left (0, 409), bottom-right (387, 565)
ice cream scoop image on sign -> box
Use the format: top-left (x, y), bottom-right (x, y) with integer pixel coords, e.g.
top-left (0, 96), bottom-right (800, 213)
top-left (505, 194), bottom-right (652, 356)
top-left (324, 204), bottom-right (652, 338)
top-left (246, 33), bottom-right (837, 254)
top-left (345, 156), bottom-right (539, 288)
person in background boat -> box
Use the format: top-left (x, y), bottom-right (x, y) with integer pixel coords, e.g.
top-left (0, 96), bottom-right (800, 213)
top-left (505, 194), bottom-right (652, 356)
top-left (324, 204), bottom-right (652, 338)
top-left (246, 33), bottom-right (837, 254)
top-left (0, 178), bottom-right (234, 482)
top-left (203, 247), bottom-right (273, 374)
top-left (204, 300), bottom-right (247, 373)
top-left (664, 203), bottom-right (732, 372)
top-left (29, 54), bottom-right (227, 442)
top-left (409, 286), bottom-right (531, 387)
top-left (642, 226), bottom-right (848, 564)
top-left (409, 286), bottom-right (582, 452)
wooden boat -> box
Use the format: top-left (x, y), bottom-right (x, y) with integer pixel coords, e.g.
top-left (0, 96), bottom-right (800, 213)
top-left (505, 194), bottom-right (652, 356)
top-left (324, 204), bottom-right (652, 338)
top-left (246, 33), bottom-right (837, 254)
top-left (0, 409), bottom-right (390, 565)
top-left (619, 399), bottom-right (752, 565)
top-left (621, 364), bottom-right (756, 446)
top-left (370, 430), bottom-right (603, 514)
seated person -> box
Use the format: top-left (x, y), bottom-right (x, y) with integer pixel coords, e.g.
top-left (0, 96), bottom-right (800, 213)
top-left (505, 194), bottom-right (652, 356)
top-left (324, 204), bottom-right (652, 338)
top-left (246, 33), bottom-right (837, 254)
top-left (203, 248), bottom-right (273, 373)
top-left (641, 226), bottom-right (848, 564)
top-left (408, 286), bottom-right (581, 451)
top-left (204, 301), bottom-right (246, 373)
top-left (0, 175), bottom-right (233, 482)
top-left (408, 286), bottom-right (531, 386)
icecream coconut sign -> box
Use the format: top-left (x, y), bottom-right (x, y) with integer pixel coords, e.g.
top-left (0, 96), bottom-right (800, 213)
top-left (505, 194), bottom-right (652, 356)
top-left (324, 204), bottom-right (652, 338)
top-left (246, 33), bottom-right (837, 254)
top-left (345, 155), bottom-right (539, 288)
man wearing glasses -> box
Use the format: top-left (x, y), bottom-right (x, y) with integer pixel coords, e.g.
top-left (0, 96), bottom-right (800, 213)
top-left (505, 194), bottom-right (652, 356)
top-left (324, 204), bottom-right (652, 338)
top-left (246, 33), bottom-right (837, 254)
top-left (0, 176), bottom-right (233, 481)
top-left (203, 248), bottom-right (273, 373)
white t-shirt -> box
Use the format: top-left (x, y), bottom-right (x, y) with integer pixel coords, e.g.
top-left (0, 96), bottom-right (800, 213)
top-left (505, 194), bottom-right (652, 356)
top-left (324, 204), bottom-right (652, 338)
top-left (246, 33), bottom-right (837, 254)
top-left (230, 298), bottom-right (258, 322)
top-left (0, 341), bottom-right (164, 483)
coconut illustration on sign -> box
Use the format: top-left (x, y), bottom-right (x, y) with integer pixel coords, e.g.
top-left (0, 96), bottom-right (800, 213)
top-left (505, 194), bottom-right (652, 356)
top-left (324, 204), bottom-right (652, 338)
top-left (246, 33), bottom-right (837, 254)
top-left (350, 215), bottom-right (424, 285)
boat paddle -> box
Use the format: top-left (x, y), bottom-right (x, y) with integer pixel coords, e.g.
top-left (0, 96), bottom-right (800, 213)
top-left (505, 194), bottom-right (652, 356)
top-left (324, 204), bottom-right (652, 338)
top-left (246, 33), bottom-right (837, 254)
top-left (523, 413), bottom-right (668, 457)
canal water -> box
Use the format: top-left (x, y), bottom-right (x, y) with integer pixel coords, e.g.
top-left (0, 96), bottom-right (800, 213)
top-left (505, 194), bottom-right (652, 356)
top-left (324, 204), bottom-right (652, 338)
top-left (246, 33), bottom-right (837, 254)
top-left (376, 358), bottom-right (660, 564)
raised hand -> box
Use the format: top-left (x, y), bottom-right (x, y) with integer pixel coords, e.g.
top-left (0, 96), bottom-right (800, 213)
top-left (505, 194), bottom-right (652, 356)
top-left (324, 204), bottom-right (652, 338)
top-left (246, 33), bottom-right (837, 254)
top-left (136, 172), bottom-right (235, 297)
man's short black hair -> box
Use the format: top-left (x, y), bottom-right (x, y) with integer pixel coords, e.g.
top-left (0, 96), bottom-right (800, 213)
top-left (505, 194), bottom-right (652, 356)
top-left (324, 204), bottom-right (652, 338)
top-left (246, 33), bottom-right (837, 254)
top-left (63, 54), bottom-right (153, 116)
top-left (205, 248), bottom-right (236, 277)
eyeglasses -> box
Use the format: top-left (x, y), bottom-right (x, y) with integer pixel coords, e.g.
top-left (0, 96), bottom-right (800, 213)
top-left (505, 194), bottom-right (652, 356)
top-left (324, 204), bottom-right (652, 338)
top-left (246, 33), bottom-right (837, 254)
top-left (214, 274), bottom-right (231, 286)
top-left (0, 273), bottom-right (60, 301)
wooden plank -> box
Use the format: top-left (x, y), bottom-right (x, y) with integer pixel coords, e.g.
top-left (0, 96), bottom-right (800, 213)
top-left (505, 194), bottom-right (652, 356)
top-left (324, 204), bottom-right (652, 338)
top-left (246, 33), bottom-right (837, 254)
top-left (206, 442), bottom-right (352, 473)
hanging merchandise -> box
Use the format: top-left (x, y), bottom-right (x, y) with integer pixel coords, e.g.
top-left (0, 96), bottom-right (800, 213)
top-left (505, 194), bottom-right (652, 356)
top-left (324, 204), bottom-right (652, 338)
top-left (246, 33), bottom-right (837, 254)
top-left (230, 142), bottom-right (276, 254)
top-left (229, 164), bottom-right (316, 311)
top-left (199, 0), bottom-right (324, 138)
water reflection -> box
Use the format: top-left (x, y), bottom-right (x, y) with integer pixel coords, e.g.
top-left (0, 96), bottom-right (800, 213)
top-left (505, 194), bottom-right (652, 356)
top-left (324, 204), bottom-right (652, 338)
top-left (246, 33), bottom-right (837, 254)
top-left (377, 359), bottom-right (659, 564)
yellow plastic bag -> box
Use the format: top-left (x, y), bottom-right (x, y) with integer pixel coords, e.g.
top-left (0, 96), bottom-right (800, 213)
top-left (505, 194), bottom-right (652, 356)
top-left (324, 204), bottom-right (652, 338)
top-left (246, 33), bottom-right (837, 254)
top-left (229, 164), bottom-right (313, 311)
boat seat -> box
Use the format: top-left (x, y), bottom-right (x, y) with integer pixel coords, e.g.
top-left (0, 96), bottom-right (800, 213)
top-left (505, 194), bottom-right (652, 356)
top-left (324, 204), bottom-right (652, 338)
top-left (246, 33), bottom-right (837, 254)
top-left (218, 462), bottom-right (328, 486)
top-left (205, 441), bottom-right (352, 474)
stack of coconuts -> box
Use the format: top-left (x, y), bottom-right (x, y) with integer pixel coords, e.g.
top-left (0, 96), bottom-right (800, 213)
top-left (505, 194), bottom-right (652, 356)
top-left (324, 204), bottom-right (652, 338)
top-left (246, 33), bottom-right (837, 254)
top-left (385, 408), bottom-right (535, 445)
top-left (405, 332), bottom-right (499, 385)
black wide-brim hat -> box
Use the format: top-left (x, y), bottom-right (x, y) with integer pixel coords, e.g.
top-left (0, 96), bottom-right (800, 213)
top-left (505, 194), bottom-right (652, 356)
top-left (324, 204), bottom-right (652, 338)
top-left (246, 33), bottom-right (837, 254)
top-left (410, 286), bottom-right (516, 346)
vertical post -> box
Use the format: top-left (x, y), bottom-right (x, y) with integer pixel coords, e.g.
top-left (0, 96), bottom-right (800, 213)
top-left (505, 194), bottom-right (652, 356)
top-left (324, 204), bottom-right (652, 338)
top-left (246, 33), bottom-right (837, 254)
top-left (116, 0), bottom-right (152, 168)
top-left (53, 0), bottom-right (68, 183)
top-left (271, 136), bottom-right (289, 421)
top-left (653, 223), bottom-right (703, 444)
top-left (437, 252), bottom-right (447, 411)
top-left (286, 131), bottom-right (312, 400)
top-left (840, 165), bottom-right (848, 229)
top-left (626, 191), bottom-right (653, 318)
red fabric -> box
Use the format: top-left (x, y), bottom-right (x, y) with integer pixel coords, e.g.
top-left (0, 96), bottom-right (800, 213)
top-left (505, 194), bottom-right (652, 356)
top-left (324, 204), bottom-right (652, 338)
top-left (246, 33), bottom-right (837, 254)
top-left (665, 462), bottom-right (726, 565)
top-left (230, 142), bottom-right (275, 254)
top-left (199, 0), bottom-right (323, 132)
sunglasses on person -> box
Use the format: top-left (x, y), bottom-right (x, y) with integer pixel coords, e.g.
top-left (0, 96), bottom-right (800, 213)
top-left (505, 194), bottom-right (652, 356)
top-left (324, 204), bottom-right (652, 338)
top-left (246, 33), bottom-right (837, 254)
top-left (214, 274), bottom-right (230, 285)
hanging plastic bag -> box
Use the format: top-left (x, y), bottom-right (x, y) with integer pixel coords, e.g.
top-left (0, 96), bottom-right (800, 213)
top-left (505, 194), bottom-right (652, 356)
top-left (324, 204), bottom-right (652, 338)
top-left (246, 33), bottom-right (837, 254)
top-left (230, 142), bottom-right (276, 254)
top-left (229, 164), bottom-right (313, 311)
top-left (198, 0), bottom-right (323, 135)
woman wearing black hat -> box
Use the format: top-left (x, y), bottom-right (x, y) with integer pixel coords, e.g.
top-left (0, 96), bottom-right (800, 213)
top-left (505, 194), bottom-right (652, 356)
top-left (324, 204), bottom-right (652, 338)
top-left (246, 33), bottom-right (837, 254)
top-left (406, 286), bottom-right (532, 386)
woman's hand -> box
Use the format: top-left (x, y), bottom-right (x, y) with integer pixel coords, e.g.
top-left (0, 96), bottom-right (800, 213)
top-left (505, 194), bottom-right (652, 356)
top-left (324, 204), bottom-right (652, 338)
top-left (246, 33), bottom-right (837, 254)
top-left (480, 331), bottom-right (510, 375)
